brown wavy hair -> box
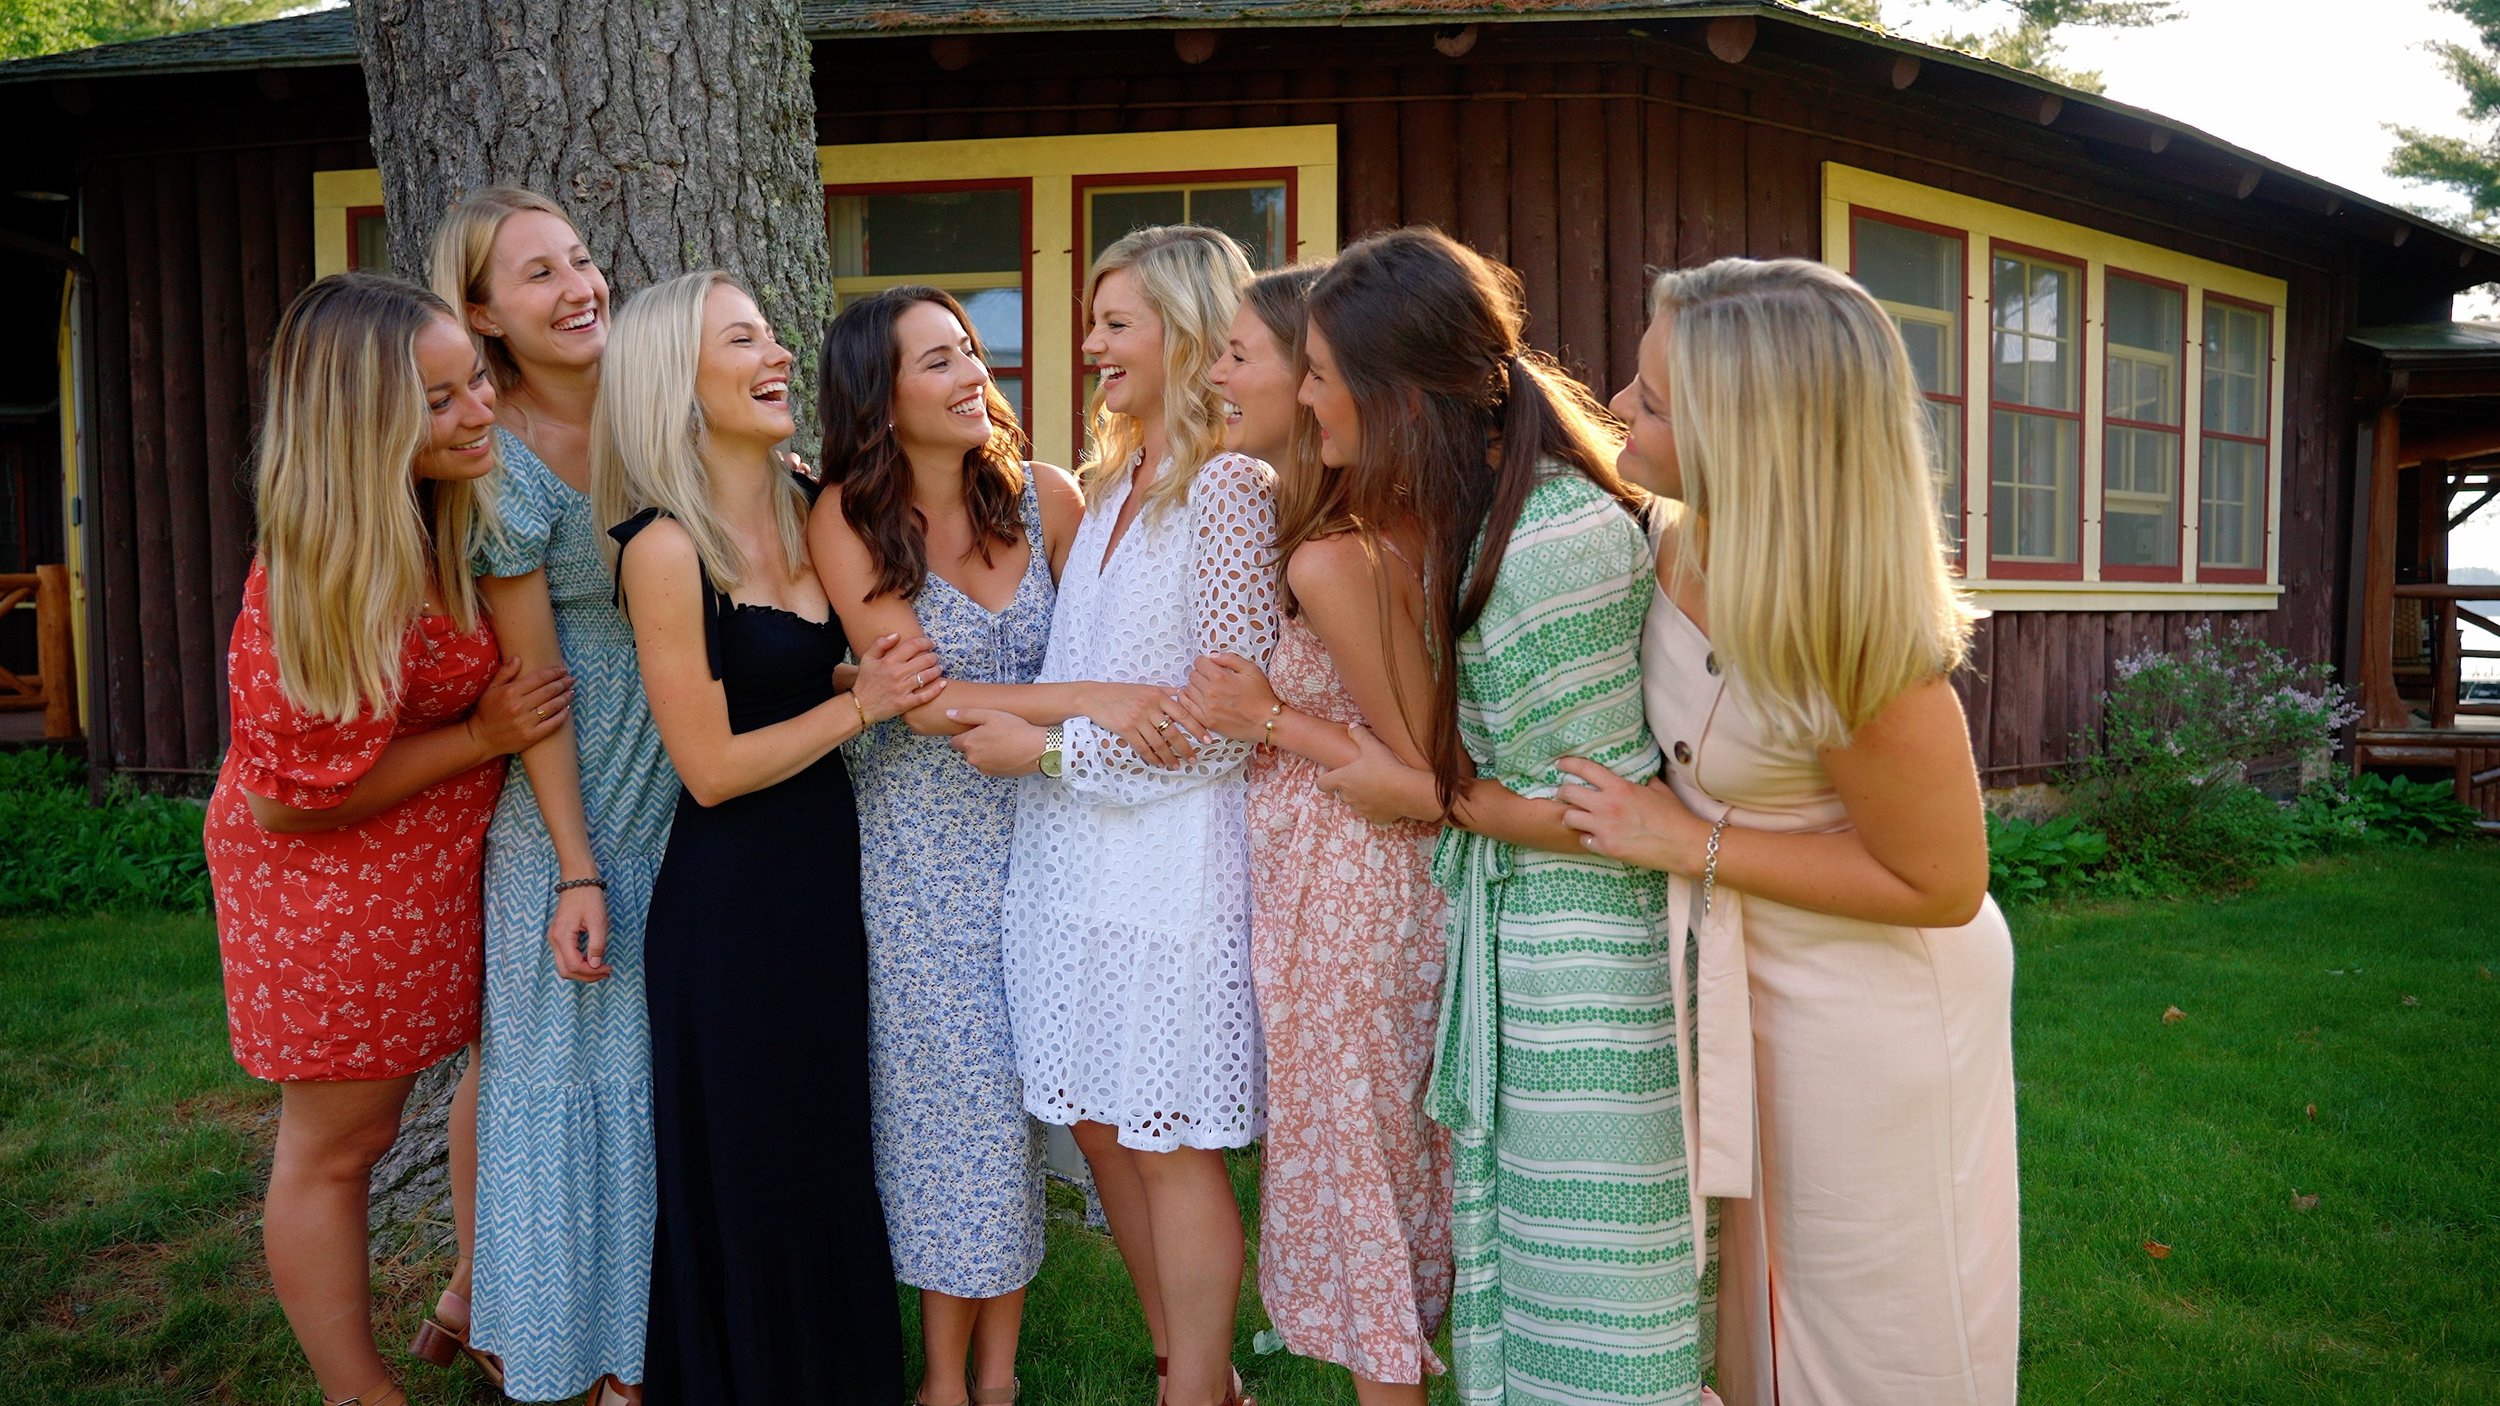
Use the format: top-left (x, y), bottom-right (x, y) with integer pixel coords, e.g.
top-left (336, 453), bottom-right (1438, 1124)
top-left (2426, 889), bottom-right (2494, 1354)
top-left (816, 286), bottom-right (1030, 602)
top-left (1304, 226), bottom-right (1640, 811)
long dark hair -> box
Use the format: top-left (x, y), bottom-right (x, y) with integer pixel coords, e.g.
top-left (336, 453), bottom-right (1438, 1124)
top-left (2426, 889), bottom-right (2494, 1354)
top-left (817, 285), bottom-right (1029, 601)
top-left (1305, 227), bottom-right (1640, 810)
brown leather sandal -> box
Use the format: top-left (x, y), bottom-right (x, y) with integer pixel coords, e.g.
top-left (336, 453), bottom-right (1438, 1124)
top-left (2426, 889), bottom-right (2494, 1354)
top-left (970, 1381), bottom-right (1020, 1405)
top-left (323, 1380), bottom-right (405, 1406)
top-left (407, 1288), bottom-right (507, 1390)
top-left (584, 1372), bottom-right (637, 1406)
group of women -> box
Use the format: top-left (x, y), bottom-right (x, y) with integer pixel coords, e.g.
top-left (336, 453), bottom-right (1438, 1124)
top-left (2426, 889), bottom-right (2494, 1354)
top-left (206, 182), bottom-right (2019, 1406)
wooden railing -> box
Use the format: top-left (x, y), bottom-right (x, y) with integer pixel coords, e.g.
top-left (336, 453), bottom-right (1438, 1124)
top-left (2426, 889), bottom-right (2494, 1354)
top-left (0, 565), bottom-right (78, 741)
top-left (2392, 583), bottom-right (2500, 729)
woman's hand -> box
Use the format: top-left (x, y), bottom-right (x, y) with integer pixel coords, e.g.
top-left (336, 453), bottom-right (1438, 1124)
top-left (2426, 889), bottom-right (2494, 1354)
top-left (1556, 757), bottom-right (1706, 873)
top-left (946, 706), bottom-right (1047, 777)
top-left (469, 657), bottom-right (575, 756)
top-left (544, 884), bottom-right (613, 982)
top-left (1082, 681), bottom-right (1196, 769)
top-left (1316, 724), bottom-right (1441, 824)
top-left (851, 632), bottom-right (947, 724)
top-left (1174, 652), bottom-right (1280, 744)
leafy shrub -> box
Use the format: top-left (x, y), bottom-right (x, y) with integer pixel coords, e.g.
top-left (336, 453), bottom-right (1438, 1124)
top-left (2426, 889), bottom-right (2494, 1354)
top-left (0, 749), bottom-right (210, 916)
top-left (2323, 772), bottom-right (2482, 846)
top-left (1985, 810), bottom-right (2109, 903)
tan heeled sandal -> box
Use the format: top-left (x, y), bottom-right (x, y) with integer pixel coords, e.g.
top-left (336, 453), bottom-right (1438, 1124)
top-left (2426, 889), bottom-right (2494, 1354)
top-left (323, 1380), bottom-right (406, 1406)
top-left (971, 1380), bottom-right (1020, 1405)
top-left (407, 1288), bottom-right (506, 1390)
top-left (584, 1372), bottom-right (637, 1406)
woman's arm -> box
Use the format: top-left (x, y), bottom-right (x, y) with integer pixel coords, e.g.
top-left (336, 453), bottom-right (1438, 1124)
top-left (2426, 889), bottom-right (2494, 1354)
top-left (477, 570), bottom-right (615, 980)
top-left (1315, 727), bottom-right (1580, 853)
top-left (806, 479), bottom-right (1170, 744)
top-left (1558, 677), bottom-right (1991, 927)
top-left (622, 517), bottom-right (943, 807)
top-left (243, 657), bottom-right (572, 834)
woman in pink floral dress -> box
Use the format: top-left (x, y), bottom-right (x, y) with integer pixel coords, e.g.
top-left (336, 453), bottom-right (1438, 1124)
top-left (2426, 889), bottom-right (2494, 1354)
top-left (1180, 265), bottom-right (1453, 1404)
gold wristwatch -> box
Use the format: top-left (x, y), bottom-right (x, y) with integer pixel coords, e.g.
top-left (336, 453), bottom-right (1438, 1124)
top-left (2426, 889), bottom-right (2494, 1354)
top-left (1039, 724), bottom-right (1064, 779)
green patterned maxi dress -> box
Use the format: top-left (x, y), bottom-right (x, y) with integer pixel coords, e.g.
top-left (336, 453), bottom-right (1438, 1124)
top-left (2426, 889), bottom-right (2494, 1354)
top-left (1430, 469), bottom-right (1711, 1406)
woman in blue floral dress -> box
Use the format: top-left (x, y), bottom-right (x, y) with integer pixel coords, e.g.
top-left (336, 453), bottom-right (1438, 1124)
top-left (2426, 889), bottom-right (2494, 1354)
top-left (810, 286), bottom-right (1164, 1406)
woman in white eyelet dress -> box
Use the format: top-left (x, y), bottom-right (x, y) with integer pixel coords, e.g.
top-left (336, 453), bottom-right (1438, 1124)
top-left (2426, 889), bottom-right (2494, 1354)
top-left (950, 224), bottom-right (1275, 1406)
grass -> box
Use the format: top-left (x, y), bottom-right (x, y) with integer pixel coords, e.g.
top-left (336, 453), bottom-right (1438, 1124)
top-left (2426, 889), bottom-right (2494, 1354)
top-left (3, 846), bottom-right (2495, 1403)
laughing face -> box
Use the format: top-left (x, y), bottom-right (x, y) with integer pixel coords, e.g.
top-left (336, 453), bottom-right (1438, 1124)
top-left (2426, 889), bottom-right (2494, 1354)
top-left (470, 209), bottom-right (609, 374)
top-left (890, 299), bottom-right (995, 458)
top-left (1298, 318), bottom-right (1362, 470)
top-left (1082, 266), bottom-right (1168, 425)
top-left (694, 282), bottom-right (796, 450)
top-left (1208, 301), bottom-right (1298, 463)
top-left (411, 314), bottom-right (497, 483)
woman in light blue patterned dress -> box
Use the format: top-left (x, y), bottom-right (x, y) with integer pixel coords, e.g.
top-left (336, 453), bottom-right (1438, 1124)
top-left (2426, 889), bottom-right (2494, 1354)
top-left (431, 188), bottom-right (671, 1406)
top-left (810, 287), bottom-right (1162, 1406)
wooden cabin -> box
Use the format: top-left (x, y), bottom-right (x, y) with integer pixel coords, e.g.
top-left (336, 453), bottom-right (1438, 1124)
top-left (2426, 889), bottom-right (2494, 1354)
top-left (3, 0), bottom-right (2496, 821)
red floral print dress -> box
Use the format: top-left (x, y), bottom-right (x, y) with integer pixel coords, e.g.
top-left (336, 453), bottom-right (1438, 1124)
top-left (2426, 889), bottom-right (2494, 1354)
top-left (205, 558), bottom-right (506, 1082)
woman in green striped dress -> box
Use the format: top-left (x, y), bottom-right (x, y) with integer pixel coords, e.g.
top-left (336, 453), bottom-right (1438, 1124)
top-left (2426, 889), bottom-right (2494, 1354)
top-left (1309, 228), bottom-right (1709, 1406)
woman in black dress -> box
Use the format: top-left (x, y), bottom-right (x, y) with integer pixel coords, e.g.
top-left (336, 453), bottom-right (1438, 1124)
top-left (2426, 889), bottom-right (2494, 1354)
top-left (597, 269), bottom-right (947, 1399)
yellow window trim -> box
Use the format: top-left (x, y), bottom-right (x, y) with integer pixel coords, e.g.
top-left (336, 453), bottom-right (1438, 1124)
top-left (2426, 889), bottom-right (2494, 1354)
top-left (316, 126), bottom-right (1339, 470)
top-left (1824, 162), bottom-right (2290, 611)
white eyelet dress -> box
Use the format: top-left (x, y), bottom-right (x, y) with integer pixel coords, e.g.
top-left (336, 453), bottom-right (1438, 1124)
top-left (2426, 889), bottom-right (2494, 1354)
top-left (1000, 451), bottom-right (1281, 1152)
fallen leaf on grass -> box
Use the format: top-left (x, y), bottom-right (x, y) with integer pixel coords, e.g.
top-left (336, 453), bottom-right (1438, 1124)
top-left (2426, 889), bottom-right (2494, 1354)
top-left (2144, 1240), bottom-right (2172, 1259)
top-left (2161, 1005), bottom-right (2186, 1025)
top-left (2402, 994), bottom-right (2421, 1008)
top-left (2291, 1192), bottom-right (2319, 1212)
top-left (2305, 1102), bottom-right (2317, 1121)
top-left (2478, 966), bottom-right (2492, 981)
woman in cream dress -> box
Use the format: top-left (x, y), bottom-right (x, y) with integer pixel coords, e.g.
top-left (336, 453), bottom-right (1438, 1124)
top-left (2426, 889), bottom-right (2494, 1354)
top-left (1561, 257), bottom-right (2018, 1406)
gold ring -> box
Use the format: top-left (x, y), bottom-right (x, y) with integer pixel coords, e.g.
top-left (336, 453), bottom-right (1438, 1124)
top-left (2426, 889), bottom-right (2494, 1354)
top-left (911, 672), bottom-right (924, 689)
top-left (1154, 718), bottom-right (1172, 733)
top-left (533, 705), bottom-right (547, 720)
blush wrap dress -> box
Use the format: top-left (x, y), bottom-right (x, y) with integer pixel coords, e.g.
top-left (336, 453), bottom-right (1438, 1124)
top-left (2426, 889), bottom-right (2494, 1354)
top-left (1246, 605), bottom-right (1453, 1384)
top-left (206, 558), bottom-right (504, 1083)
top-left (1641, 581), bottom-right (2019, 1406)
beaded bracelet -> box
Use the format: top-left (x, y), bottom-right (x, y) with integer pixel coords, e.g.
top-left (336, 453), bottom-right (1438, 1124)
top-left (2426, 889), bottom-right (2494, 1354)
top-left (1699, 815), bottom-right (1729, 917)
top-left (554, 876), bottom-right (607, 895)
top-left (1260, 702), bottom-right (1285, 751)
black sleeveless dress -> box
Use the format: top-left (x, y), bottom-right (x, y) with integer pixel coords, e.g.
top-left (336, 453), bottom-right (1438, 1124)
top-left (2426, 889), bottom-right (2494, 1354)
top-left (614, 509), bottom-right (905, 1403)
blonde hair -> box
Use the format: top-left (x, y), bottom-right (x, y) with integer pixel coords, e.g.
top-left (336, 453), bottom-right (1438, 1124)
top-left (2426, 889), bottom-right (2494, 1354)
top-left (1079, 225), bottom-right (1253, 515)
top-left (428, 184), bottom-right (583, 392)
top-left (592, 269), bottom-right (809, 589)
top-left (1647, 257), bottom-right (1974, 750)
top-left (254, 272), bottom-right (484, 721)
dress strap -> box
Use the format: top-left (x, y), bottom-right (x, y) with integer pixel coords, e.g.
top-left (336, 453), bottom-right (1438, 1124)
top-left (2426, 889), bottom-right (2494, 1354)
top-left (609, 506), bottom-right (728, 680)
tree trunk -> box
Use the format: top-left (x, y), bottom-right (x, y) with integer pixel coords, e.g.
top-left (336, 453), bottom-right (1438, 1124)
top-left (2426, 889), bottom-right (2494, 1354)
top-left (348, 0), bottom-right (831, 1251)
top-left (352, 0), bottom-right (832, 432)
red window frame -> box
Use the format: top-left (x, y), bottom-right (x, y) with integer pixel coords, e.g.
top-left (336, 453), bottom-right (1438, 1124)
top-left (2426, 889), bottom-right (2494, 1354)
top-left (345, 205), bottom-right (385, 271)
top-left (2099, 266), bottom-right (2190, 583)
top-left (1983, 237), bottom-right (2089, 582)
top-left (1847, 205), bottom-right (1971, 573)
top-left (2196, 291), bottom-right (2274, 585)
top-left (1069, 167), bottom-right (1300, 451)
top-left (820, 177), bottom-right (1035, 431)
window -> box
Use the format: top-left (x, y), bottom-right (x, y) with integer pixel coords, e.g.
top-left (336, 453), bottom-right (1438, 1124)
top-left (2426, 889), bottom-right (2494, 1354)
top-left (826, 182), bottom-right (1030, 424)
top-left (1988, 248), bottom-right (2083, 575)
top-left (1082, 176), bottom-right (1290, 269)
top-left (1823, 162), bottom-right (2287, 609)
top-left (2102, 274), bottom-right (2186, 577)
top-left (348, 207), bottom-right (391, 275)
top-left (2200, 297), bottom-right (2271, 579)
top-left (1852, 213), bottom-right (1966, 562)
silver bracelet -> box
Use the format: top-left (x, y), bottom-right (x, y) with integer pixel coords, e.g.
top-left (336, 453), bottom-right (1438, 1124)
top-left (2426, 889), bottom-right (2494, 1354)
top-left (554, 876), bottom-right (606, 895)
top-left (1700, 815), bottom-right (1729, 917)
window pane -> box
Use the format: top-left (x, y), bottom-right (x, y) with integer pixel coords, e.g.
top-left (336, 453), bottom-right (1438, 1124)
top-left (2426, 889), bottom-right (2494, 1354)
top-left (2103, 425), bottom-right (2181, 568)
top-left (353, 213), bottom-right (392, 275)
top-left (2202, 302), bottom-right (2269, 439)
top-left (1990, 253), bottom-right (2076, 412)
top-left (991, 374), bottom-right (1024, 428)
top-left (1089, 190), bottom-right (1188, 263)
top-left (1989, 408), bottom-right (2077, 564)
top-left (2106, 277), bottom-right (2182, 356)
top-left (1855, 215), bottom-right (1958, 312)
top-left (1925, 399), bottom-right (1965, 564)
top-left (957, 287), bottom-right (1024, 367)
top-left (2200, 437), bottom-right (2266, 570)
top-left (1187, 184), bottom-right (1289, 269)
top-left (829, 189), bottom-right (1024, 278)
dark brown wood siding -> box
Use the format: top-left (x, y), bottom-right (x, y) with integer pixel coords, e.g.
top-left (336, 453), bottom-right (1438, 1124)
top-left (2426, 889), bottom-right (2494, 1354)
top-left (7, 17), bottom-right (2460, 781)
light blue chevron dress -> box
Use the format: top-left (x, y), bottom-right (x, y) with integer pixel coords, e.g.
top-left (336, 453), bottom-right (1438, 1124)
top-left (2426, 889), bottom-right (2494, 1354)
top-left (468, 428), bottom-right (675, 1399)
top-left (846, 475), bottom-right (1051, 1298)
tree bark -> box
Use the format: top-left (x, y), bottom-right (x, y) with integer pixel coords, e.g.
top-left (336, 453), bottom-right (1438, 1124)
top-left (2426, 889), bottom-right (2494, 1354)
top-left (348, 0), bottom-right (831, 1250)
top-left (352, 0), bottom-right (832, 432)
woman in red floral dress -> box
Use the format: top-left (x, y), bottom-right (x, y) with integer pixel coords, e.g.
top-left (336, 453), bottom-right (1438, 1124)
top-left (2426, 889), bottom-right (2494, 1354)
top-left (204, 272), bottom-right (570, 1406)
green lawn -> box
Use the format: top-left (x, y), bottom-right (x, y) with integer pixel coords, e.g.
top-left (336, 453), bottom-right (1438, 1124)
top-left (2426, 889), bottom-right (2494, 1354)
top-left (3, 845), bottom-right (2495, 1403)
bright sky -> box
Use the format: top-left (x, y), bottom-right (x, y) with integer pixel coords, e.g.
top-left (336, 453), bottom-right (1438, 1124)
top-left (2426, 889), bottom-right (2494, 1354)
top-left (1886, 0), bottom-right (2500, 572)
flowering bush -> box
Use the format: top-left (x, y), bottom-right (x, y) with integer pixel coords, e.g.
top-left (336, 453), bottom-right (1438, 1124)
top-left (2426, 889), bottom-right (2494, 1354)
top-left (2098, 623), bottom-right (2359, 781)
